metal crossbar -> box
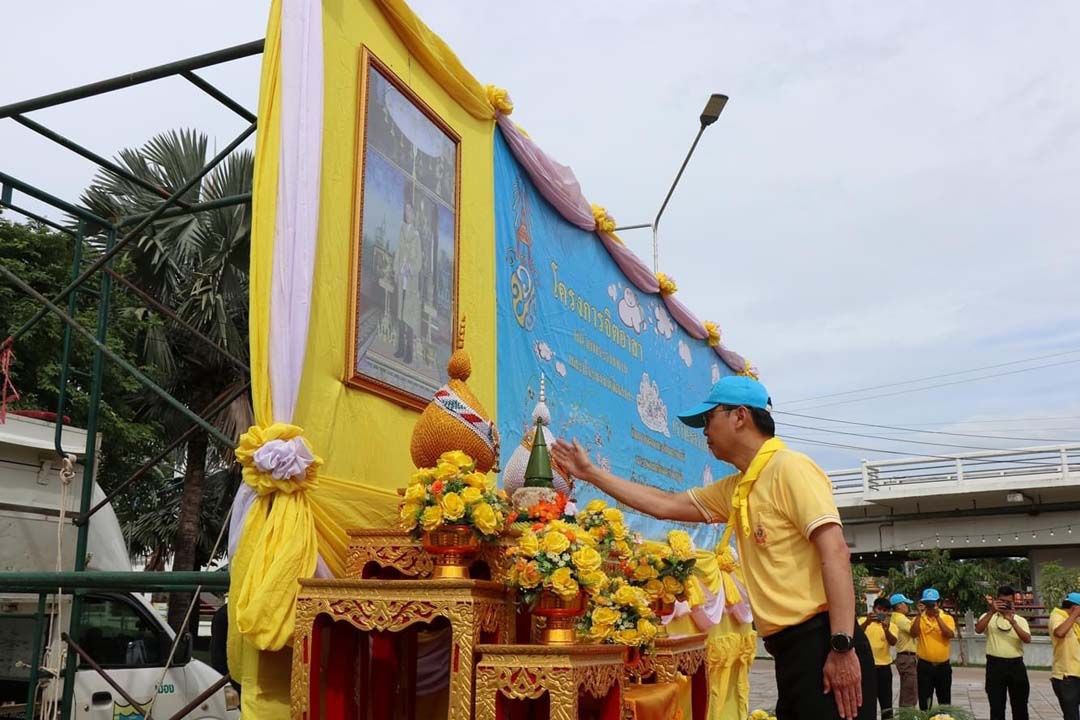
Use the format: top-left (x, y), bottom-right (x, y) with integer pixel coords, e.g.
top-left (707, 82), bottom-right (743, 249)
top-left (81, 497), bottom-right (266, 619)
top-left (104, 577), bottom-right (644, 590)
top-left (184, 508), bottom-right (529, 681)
top-left (0, 37), bottom-right (263, 719)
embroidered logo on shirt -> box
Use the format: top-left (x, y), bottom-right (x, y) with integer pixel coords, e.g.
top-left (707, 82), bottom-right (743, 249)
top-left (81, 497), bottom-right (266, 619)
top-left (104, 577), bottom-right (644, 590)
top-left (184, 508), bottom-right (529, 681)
top-left (754, 521), bottom-right (768, 545)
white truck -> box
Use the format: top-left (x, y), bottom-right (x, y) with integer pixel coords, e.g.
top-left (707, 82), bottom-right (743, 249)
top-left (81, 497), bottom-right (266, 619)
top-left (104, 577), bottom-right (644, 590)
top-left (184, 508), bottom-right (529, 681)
top-left (0, 414), bottom-right (239, 719)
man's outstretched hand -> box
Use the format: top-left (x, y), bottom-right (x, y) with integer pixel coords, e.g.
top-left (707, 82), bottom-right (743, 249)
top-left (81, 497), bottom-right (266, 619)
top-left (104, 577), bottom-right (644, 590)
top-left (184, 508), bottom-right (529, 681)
top-left (551, 439), bottom-right (594, 482)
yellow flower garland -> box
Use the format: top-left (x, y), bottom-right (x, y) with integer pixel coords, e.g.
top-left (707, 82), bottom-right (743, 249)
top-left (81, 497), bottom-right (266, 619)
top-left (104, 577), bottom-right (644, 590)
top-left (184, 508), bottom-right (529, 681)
top-left (591, 203), bottom-right (617, 234)
top-left (234, 422), bottom-right (322, 495)
top-left (485, 84), bottom-right (513, 115)
top-left (703, 320), bottom-right (722, 347)
top-left (655, 272), bottom-right (678, 296)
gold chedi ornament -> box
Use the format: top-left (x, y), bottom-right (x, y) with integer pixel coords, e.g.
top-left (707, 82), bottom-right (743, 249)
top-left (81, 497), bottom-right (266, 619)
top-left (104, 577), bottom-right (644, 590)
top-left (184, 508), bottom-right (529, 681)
top-left (410, 317), bottom-right (500, 472)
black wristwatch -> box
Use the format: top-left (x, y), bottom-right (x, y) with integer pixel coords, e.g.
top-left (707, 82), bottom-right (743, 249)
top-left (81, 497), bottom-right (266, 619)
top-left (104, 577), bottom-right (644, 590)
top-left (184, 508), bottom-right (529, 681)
top-left (830, 633), bottom-right (854, 653)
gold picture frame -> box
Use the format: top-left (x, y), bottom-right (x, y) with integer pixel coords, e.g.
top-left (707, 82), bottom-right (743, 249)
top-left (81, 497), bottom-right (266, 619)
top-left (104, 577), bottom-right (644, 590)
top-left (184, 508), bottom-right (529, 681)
top-left (345, 48), bottom-right (461, 411)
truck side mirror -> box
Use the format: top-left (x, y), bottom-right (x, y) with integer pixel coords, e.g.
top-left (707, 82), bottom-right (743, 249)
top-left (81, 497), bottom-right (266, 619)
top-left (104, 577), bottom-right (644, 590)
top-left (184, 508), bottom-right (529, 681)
top-left (173, 632), bottom-right (193, 665)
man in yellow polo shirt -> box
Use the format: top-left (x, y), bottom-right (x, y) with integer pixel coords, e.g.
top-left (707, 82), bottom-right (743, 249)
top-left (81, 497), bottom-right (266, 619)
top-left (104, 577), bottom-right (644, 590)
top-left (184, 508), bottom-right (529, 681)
top-left (909, 588), bottom-right (956, 710)
top-left (888, 593), bottom-right (918, 708)
top-left (552, 376), bottom-right (875, 720)
top-left (860, 597), bottom-right (898, 718)
top-left (1049, 591), bottom-right (1080, 720)
top-left (974, 585), bottom-right (1031, 720)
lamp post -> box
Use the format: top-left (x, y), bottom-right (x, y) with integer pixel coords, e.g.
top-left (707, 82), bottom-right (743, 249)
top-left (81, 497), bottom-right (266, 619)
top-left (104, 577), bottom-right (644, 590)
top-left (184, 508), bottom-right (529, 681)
top-left (615, 93), bottom-right (727, 272)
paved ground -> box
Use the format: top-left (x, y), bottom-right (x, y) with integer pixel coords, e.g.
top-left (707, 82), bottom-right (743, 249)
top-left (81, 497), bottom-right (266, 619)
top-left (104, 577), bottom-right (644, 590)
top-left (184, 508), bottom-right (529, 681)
top-left (749, 659), bottom-right (1062, 719)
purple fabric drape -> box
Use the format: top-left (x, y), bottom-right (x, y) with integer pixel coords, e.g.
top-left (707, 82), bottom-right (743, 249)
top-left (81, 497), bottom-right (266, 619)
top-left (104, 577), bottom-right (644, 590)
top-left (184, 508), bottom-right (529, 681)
top-left (498, 117), bottom-right (750, 374)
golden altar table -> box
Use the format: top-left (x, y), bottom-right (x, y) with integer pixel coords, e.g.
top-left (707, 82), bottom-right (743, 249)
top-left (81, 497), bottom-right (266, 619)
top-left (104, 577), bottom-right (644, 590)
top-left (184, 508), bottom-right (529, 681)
top-left (625, 634), bottom-right (708, 720)
top-left (474, 643), bottom-right (626, 720)
top-left (292, 578), bottom-right (513, 720)
top-left (345, 528), bottom-right (515, 581)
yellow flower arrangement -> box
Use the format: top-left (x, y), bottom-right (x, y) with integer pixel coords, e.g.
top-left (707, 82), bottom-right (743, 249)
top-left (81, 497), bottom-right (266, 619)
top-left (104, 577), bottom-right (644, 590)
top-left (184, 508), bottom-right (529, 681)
top-left (507, 519), bottom-right (610, 607)
top-left (576, 498), bottom-right (632, 559)
top-left (399, 450), bottom-right (509, 540)
top-left (578, 578), bottom-right (658, 651)
top-left (628, 532), bottom-right (697, 605)
top-left (748, 710), bottom-right (776, 720)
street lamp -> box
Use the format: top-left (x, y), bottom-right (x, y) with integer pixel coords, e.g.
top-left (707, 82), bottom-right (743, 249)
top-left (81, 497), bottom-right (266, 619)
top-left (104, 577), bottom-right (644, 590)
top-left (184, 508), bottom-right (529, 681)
top-left (615, 93), bottom-right (728, 272)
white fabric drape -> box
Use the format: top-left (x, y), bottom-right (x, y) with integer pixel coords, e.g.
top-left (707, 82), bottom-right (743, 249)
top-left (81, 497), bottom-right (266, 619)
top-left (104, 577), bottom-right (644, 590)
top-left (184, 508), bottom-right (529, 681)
top-left (228, 0), bottom-right (327, 574)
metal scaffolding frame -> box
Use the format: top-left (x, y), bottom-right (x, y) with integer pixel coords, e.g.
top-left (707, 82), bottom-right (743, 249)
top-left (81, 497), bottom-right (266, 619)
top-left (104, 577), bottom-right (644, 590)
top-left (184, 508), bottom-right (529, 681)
top-left (0, 39), bottom-right (264, 719)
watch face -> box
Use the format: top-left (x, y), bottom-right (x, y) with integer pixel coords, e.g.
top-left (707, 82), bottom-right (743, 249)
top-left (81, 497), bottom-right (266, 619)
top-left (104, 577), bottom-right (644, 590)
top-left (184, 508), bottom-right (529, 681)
top-left (831, 634), bottom-right (853, 652)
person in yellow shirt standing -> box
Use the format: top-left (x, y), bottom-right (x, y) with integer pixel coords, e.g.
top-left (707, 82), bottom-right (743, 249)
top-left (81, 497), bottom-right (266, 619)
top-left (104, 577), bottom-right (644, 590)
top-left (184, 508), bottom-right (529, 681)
top-left (552, 376), bottom-right (876, 720)
top-left (909, 588), bottom-right (956, 710)
top-left (1049, 591), bottom-right (1080, 720)
top-left (888, 593), bottom-right (918, 708)
top-left (974, 585), bottom-right (1031, 720)
top-left (860, 597), bottom-right (898, 719)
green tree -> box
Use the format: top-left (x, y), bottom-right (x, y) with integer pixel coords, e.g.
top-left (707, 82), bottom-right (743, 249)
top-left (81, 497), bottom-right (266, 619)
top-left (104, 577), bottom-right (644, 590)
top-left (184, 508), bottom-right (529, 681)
top-left (851, 563), bottom-right (870, 613)
top-left (882, 549), bottom-right (993, 617)
top-left (1037, 561), bottom-right (1080, 610)
top-left (79, 129), bottom-right (253, 630)
top-left (0, 216), bottom-right (164, 512)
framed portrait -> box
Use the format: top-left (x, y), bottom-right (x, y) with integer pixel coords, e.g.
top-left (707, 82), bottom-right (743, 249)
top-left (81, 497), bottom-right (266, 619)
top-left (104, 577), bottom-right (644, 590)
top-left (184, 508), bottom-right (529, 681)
top-left (346, 49), bottom-right (461, 410)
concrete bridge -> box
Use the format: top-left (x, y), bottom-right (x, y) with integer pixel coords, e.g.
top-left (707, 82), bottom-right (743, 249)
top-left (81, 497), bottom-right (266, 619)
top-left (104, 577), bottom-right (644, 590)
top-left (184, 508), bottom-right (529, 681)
top-left (828, 443), bottom-right (1080, 588)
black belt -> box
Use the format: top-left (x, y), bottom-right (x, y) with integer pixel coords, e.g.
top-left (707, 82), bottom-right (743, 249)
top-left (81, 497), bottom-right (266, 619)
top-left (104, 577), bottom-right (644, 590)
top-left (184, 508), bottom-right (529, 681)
top-left (918, 658), bottom-right (951, 666)
top-left (897, 651), bottom-right (915, 656)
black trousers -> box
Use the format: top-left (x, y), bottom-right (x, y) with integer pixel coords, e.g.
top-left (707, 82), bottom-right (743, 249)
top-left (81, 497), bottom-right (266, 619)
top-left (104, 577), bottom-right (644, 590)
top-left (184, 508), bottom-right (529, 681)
top-left (985, 655), bottom-right (1028, 720)
top-left (917, 659), bottom-right (952, 710)
top-left (875, 665), bottom-right (893, 719)
top-left (763, 613), bottom-right (877, 720)
top-left (1053, 676), bottom-right (1080, 720)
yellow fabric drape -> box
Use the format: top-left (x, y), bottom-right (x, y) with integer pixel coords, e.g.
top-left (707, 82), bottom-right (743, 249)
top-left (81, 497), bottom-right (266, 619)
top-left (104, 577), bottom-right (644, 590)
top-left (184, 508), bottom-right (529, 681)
top-left (705, 617), bottom-right (758, 720)
top-left (371, 0), bottom-right (495, 120)
top-left (624, 680), bottom-right (684, 720)
top-left (233, 0), bottom-right (498, 715)
top-left (227, 0), bottom-right (293, 713)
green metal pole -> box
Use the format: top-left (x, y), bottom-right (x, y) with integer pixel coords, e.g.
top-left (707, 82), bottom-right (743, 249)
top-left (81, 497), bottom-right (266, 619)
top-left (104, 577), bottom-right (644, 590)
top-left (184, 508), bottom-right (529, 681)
top-left (0, 572), bottom-right (230, 594)
top-left (60, 227), bottom-right (113, 720)
top-left (24, 592), bottom-right (46, 720)
top-left (54, 222), bottom-right (84, 456)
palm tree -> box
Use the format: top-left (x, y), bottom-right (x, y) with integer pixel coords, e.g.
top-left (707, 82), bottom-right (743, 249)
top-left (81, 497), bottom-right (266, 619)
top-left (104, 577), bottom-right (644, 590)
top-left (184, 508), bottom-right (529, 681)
top-left (80, 129), bottom-right (252, 630)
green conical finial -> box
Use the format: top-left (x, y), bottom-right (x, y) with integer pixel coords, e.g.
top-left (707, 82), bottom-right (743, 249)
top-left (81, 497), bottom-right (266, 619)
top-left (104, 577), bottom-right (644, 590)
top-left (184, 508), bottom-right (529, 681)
top-left (523, 418), bottom-right (554, 488)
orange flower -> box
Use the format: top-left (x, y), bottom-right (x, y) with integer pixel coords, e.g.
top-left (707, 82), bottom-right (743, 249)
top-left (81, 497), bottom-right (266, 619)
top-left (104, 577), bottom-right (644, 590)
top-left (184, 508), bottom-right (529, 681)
top-left (431, 480), bottom-right (445, 495)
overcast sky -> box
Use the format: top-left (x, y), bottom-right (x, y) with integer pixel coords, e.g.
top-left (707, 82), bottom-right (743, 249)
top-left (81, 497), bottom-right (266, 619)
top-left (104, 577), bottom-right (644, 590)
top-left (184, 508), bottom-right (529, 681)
top-left (2, 1), bottom-right (1078, 470)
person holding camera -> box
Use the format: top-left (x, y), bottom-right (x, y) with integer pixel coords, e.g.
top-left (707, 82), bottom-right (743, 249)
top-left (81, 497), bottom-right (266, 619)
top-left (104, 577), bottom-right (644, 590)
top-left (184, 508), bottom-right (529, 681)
top-left (975, 585), bottom-right (1031, 720)
top-left (860, 597), bottom-right (899, 719)
top-left (909, 588), bottom-right (956, 710)
top-left (1050, 591), bottom-right (1080, 720)
top-left (888, 593), bottom-right (918, 708)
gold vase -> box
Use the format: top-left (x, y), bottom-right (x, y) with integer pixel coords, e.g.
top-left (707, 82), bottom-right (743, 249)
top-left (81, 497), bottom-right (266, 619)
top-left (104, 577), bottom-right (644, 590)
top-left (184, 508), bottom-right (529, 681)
top-left (533, 589), bottom-right (586, 645)
top-left (422, 524), bottom-right (480, 579)
top-left (650, 597), bottom-right (675, 637)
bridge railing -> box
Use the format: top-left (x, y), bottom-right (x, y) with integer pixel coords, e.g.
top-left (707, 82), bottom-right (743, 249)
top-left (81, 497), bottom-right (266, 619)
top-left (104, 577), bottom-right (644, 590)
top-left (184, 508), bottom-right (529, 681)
top-left (830, 443), bottom-right (1080, 498)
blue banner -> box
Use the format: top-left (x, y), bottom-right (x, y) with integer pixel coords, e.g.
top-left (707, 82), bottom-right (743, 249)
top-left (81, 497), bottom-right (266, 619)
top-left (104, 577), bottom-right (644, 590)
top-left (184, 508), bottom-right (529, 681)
top-left (494, 130), bottom-right (734, 549)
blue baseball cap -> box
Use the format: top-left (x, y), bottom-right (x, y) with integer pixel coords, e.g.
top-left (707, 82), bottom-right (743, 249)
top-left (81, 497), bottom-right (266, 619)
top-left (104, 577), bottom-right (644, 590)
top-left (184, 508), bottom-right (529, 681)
top-left (678, 376), bottom-right (772, 428)
top-left (1065, 592), bottom-right (1080, 606)
top-left (921, 588), bottom-right (941, 602)
top-left (889, 593), bottom-right (914, 607)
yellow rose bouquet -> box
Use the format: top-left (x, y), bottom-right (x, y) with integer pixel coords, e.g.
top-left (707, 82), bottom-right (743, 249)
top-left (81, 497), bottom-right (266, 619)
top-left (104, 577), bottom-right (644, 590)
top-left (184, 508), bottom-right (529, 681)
top-left (505, 518), bottom-right (609, 607)
top-left (399, 450), bottom-right (509, 540)
top-left (575, 498), bottom-right (632, 560)
top-left (578, 577), bottom-right (659, 651)
top-left (628, 530), bottom-right (697, 608)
